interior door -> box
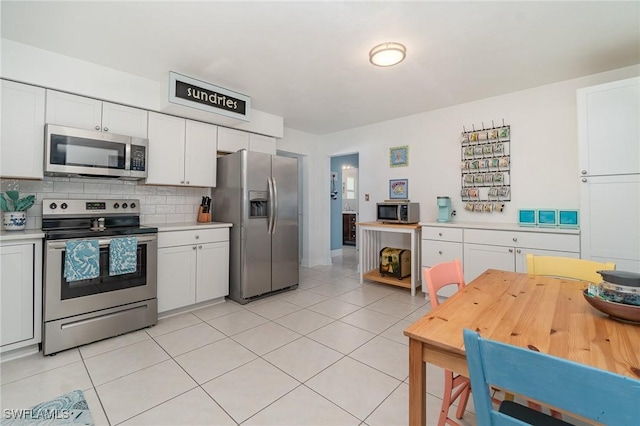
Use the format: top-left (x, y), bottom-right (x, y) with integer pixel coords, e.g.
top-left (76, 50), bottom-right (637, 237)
top-left (271, 155), bottom-right (299, 291)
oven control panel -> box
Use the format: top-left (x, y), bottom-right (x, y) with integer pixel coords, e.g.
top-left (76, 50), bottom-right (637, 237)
top-left (43, 199), bottom-right (141, 216)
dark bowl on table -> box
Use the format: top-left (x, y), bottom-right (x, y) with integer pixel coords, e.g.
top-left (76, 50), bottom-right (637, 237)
top-left (583, 290), bottom-right (640, 324)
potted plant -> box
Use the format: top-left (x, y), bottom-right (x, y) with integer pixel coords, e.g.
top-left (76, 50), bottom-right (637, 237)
top-left (1, 191), bottom-right (36, 231)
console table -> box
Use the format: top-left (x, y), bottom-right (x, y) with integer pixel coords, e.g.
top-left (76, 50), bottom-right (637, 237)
top-left (357, 222), bottom-right (422, 296)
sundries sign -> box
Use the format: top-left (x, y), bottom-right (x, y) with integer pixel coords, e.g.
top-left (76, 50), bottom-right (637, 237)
top-left (169, 72), bottom-right (251, 121)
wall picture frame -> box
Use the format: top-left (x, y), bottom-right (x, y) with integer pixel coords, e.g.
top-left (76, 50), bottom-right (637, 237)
top-left (389, 179), bottom-right (408, 199)
top-left (537, 209), bottom-right (558, 227)
top-left (389, 146), bottom-right (409, 167)
top-left (518, 209), bottom-right (537, 227)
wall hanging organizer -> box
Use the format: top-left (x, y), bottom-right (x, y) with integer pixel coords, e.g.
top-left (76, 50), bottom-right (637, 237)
top-left (460, 121), bottom-right (511, 213)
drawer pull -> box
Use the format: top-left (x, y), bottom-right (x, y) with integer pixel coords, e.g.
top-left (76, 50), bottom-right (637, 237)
top-left (438, 251), bottom-right (443, 255)
top-left (516, 249), bottom-right (521, 254)
top-left (438, 233), bottom-right (443, 237)
top-left (508, 248), bottom-right (514, 253)
top-left (512, 237), bottom-right (517, 242)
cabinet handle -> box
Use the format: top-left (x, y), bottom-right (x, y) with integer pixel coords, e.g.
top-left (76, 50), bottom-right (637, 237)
top-left (438, 233), bottom-right (443, 237)
top-left (582, 178), bottom-right (587, 183)
top-left (199, 245), bottom-right (202, 249)
top-left (186, 181), bottom-right (190, 185)
top-left (195, 235), bottom-right (200, 239)
top-left (512, 237), bottom-right (517, 242)
top-left (95, 125), bottom-right (100, 130)
top-left (192, 246), bottom-right (197, 250)
top-left (438, 250), bottom-right (443, 255)
top-left (103, 127), bottom-right (108, 132)
top-left (516, 249), bottom-right (521, 254)
top-left (581, 170), bottom-right (587, 175)
top-left (508, 248), bottom-right (513, 253)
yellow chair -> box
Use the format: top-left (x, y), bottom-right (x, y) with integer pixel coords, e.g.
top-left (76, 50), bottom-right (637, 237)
top-left (525, 254), bottom-right (615, 284)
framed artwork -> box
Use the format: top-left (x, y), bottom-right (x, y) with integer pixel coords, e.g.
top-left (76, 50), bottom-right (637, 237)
top-left (389, 179), bottom-right (408, 199)
top-left (389, 146), bottom-right (409, 167)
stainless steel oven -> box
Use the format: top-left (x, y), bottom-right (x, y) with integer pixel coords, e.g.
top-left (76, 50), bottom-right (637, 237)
top-left (42, 199), bottom-right (157, 355)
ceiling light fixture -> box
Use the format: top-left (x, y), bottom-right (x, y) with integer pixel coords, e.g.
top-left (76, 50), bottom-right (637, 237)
top-left (369, 42), bottom-right (406, 67)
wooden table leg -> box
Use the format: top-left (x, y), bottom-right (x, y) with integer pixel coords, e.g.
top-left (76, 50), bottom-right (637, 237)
top-left (409, 338), bottom-right (426, 426)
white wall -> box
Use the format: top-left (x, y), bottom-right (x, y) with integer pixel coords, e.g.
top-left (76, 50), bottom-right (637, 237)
top-left (1, 39), bottom-right (283, 137)
top-left (307, 65), bottom-right (640, 265)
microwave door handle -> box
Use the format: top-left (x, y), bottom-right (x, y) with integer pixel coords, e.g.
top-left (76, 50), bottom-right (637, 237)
top-left (125, 140), bottom-right (131, 171)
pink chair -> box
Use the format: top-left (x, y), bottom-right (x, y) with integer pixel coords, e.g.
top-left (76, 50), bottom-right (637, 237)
top-left (423, 259), bottom-right (472, 426)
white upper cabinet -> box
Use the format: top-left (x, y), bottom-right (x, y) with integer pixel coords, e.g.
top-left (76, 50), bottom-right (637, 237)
top-left (1, 80), bottom-right (45, 179)
top-left (185, 120), bottom-right (217, 187)
top-left (146, 112), bottom-right (217, 187)
top-left (217, 127), bottom-right (249, 153)
top-left (577, 77), bottom-right (639, 176)
top-left (45, 90), bottom-right (148, 138)
top-left (249, 133), bottom-right (276, 155)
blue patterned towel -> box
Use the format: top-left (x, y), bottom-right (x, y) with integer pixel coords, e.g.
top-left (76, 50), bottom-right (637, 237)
top-left (64, 240), bottom-right (100, 282)
top-left (109, 236), bottom-right (137, 276)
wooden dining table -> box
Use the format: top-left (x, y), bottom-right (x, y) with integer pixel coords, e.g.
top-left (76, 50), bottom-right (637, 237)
top-left (403, 269), bottom-right (640, 426)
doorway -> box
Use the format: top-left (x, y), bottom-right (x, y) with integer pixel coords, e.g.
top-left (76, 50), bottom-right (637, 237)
top-left (329, 153), bottom-right (359, 260)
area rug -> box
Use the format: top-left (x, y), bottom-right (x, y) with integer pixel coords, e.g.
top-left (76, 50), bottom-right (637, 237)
top-left (1, 390), bottom-right (94, 426)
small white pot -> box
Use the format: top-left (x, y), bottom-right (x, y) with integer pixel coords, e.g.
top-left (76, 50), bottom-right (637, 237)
top-left (3, 211), bottom-right (27, 231)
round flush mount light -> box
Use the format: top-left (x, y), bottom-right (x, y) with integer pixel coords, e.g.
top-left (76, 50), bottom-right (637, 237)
top-left (369, 42), bottom-right (406, 67)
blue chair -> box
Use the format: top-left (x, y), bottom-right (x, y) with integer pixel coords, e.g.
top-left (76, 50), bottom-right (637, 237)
top-left (462, 329), bottom-right (640, 426)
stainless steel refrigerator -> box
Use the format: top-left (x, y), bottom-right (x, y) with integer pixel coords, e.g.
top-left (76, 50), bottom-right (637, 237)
top-left (214, 150), bottom-right (299, 304)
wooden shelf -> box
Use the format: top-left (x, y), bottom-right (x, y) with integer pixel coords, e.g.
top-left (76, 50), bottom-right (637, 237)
top-left (363, 269), bottom-right (418, 290)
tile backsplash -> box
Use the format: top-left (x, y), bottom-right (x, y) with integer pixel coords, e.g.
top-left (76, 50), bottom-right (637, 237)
top-left (0, 177), bottom-right (211, 230)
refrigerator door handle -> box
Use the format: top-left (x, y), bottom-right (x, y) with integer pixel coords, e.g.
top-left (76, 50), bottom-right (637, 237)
top-left (272, 177), bottom-right (279, 234)
top-left (267, 177), bottom-right (275, 234)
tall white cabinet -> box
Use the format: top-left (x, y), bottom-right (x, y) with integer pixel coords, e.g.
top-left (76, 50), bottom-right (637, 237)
top-left (577, 77), bottom-right (640, 272)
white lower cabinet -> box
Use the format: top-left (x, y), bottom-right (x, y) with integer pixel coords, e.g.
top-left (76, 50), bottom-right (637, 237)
top-left (157, 228), bottom-right (229, 313)
top-left (463, 228), bottom-right (580, 282)
top-left (421, 224), bottom-right (581, 284)
top-left (0, 237), bottom-right (42, 353)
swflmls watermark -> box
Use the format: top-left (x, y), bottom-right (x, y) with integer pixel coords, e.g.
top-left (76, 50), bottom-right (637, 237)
top-left (3, 408), bottom-right (72, 420)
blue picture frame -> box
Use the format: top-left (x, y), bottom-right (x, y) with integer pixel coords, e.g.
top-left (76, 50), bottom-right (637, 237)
top-left (537, 209), bottom-right (558, 227)
top-left (389, 146), bottom-right (409, 167)
top-left (518, 209), bottom-right (537, 227)
top-left (389, 179), bottom-right (408, 199)
top-left (558, 209), bottom-right (580, 228)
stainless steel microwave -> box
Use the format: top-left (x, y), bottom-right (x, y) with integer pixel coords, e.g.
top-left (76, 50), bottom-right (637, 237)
top-left (45, 124), bottom-right (148, 179)
top-left (376, 202), bottom-right (420, 224)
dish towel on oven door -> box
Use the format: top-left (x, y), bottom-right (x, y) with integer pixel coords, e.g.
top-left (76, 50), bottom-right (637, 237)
top-left (64, 240), bottom-right (100, 281)
top-left (109, 236), bottom-right (138, 276)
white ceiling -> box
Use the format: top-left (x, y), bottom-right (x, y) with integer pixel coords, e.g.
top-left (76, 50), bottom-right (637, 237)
top-left (2, 1), bottom-right (639, 135)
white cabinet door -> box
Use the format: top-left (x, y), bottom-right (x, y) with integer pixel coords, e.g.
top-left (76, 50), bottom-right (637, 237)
top-left (580, 174), bottom-right (640, 272)
top-left (514, 248), bottom-right (580, 274)
top-left (0, 243), bottom-right (34, 347)
top-left (101, 102), bottom-right (148, 138)
top-left (147, 112), bottom-right (186, 186)
top-left (157, 245), bottom-right (197, 313)
top-left (185, 120), bottom-right (217, 187)
top-left (45, 90), bottom-right (102, 130)
top-left (1, 80), bottom-right (45, 179)
top-left (195, 241), bottom-right (230, 302)
top-left (578, 77), bottom-right (640, 176)
top-left (463, 243), bottom-right (514, 283)
top-left (217, 127), bottom-right (249, 153)
top-left (249, 133), bottom-right (276, 155)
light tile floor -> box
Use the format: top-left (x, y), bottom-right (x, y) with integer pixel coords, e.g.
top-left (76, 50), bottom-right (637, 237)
top-left (0, 246), bottom-right (477, 426)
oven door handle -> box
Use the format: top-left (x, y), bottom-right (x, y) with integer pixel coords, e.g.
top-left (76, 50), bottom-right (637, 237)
top-left (46, 234), bottom-right (157, 249)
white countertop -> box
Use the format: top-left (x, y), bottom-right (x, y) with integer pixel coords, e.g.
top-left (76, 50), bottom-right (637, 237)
top-left (342, 211), bottom-right (358, 214)
top-left (0, 229), bottom-right (45, 242)
top-left (419, 221), bottom-right (580, 234)
top-left (147, 222), bottom-right (233, 232)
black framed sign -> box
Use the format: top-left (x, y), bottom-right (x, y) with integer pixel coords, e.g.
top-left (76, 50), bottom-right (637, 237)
top-left (168, 72), bottom-right (251, 121)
